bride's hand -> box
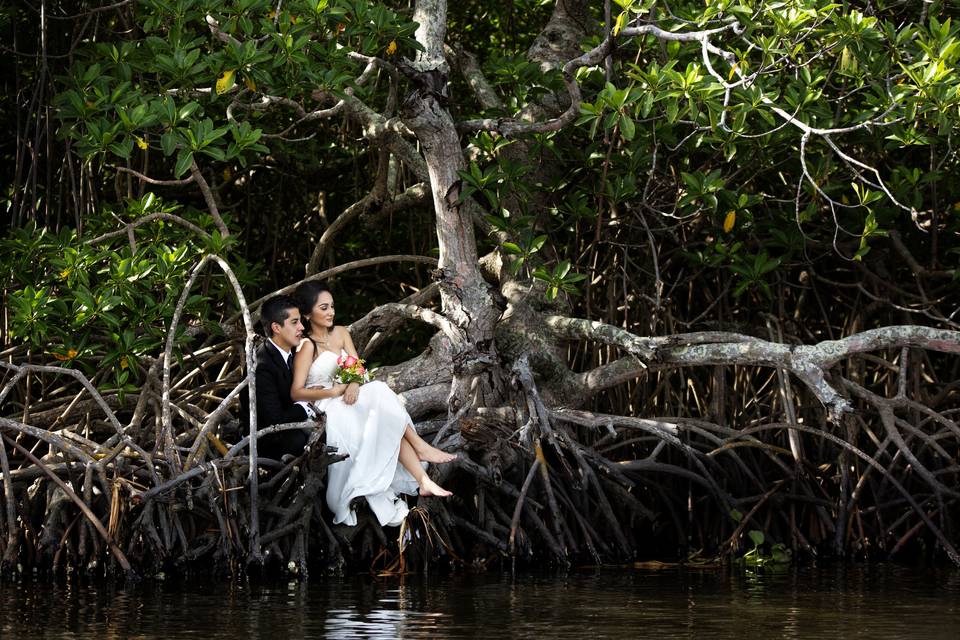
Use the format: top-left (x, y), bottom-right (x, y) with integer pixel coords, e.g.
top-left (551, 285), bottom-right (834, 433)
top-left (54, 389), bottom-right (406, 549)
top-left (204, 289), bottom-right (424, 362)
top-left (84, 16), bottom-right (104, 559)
top-left (331, 383), bottom-right (348, 397)
top-left (342, 382), bottom-right (360, 405)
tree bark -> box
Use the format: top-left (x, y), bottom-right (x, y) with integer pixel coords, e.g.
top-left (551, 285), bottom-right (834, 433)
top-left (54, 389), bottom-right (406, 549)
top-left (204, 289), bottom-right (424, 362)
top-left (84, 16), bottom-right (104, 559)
top-left (403, 0), bottom-right (503, 415)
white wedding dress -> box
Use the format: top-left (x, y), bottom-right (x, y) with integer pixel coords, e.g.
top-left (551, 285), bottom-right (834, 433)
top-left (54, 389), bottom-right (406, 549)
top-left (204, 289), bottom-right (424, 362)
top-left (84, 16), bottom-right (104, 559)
top-left (306, 350), bottom-right (421, 526)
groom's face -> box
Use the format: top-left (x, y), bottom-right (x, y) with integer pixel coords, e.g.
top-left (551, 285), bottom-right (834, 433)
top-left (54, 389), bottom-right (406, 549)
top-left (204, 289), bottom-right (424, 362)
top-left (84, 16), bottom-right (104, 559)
top-left (272, 307), bottom-right (303, 351)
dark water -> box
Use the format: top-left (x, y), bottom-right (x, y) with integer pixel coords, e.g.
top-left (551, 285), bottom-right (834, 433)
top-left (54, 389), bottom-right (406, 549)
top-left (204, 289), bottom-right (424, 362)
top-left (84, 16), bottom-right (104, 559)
top-left (1, 565), bottom-right (959, 639)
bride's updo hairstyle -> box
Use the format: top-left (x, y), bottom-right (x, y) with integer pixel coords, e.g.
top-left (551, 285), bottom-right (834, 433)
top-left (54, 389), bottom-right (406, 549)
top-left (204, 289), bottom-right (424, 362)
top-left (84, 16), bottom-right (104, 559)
top-left (294, 281), bottom-right (332, 334)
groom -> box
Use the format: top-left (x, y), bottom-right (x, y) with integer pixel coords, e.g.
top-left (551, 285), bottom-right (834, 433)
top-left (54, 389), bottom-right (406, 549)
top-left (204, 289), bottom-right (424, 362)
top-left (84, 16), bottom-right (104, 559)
top-left (245, 294), bottom-right (320, 460)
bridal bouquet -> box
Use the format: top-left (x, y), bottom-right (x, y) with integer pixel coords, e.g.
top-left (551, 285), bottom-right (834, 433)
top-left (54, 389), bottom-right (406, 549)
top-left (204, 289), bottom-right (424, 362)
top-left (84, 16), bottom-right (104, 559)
top-left (334, 354), bottom-right (373, 384)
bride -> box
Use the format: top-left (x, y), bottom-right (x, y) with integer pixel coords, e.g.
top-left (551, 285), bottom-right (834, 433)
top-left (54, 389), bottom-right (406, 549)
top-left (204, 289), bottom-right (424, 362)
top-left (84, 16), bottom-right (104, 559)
top-left (290, 281), bottom-right (454, 527)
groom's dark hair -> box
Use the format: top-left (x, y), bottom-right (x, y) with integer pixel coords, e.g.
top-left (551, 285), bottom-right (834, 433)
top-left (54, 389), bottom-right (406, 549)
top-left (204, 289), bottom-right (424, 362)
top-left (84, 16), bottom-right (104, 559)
top-left (260, 295), bottom-right (299, 338)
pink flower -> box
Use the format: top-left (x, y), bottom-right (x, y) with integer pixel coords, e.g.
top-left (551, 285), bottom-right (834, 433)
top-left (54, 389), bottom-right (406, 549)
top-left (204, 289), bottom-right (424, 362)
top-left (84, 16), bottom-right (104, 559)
top-left (357, 366), bottom-right (366, 374)
top-left (337, 355), bottom-right (344, 365)
top-left (344, 355), bottom-right (358, 367)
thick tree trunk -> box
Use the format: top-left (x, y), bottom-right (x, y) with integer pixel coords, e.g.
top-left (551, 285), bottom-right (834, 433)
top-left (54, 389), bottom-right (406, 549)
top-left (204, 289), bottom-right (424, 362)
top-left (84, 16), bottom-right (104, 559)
top-left (403, 0), bottom-right (503, 414)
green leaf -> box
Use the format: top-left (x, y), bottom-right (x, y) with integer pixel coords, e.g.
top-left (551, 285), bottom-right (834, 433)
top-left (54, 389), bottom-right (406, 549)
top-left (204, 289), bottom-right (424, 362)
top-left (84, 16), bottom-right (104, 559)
top-left (620, 114), bottom-right (636, 141)
top-left (202, 146), bottom-right (226, 161)
top-left (109, 138), bottom-right (134, 159)
top-left (174, 150), bottom-right (194, 178)
top-left (161, 132), bottom-right (178, 157)
top-left (665, 98), bottom-right (679, 123)
top-left (162, 96), bottom-right (176, 125)
top-left (613, 11), bottom-right (628, 36)
top-left (178, 102), bottom-right (201, 121)
top-left (640, 91), bottom-right (654, 117)
top-left (771, 543), bottom-right (792, 564)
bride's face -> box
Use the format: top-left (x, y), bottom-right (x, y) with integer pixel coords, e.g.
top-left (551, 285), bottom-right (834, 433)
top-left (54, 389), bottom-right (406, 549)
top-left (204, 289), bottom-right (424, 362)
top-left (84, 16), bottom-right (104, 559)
top-left (308, 291), bottom-right (335, 331)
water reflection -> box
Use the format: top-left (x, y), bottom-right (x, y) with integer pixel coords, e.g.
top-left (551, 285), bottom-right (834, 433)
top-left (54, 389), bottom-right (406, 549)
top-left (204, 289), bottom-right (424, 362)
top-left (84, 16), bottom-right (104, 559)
top-left (1, 565), bottom-right (959, 639)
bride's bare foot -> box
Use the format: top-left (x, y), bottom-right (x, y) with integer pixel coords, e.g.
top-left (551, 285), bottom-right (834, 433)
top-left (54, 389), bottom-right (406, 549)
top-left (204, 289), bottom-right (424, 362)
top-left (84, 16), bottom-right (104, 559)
top-left (418, 475), bottom-right (452, 498)
top-left (415, 443), bottom-right (457, 464)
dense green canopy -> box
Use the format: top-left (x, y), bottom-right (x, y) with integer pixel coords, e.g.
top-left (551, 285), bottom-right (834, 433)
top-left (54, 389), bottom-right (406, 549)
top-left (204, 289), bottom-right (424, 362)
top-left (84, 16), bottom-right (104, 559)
top-left (3, 1), bottom-right (958, 382)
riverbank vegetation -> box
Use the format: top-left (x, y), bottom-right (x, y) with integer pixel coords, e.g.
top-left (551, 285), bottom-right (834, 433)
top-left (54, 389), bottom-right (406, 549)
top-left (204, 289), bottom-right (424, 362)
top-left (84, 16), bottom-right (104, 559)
top-left (1, 0), bottom-right (959, 578)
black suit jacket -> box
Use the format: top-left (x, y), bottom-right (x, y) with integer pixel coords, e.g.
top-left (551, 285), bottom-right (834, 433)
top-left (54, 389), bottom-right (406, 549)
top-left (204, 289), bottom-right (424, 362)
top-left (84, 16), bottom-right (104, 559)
top-left (243, 341), bottom-right (310, 459)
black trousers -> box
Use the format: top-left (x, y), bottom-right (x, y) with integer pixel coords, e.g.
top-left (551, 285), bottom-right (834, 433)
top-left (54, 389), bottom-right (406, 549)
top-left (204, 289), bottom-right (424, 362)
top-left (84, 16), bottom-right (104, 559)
top-left (256, 427), bottom-right (311, 460)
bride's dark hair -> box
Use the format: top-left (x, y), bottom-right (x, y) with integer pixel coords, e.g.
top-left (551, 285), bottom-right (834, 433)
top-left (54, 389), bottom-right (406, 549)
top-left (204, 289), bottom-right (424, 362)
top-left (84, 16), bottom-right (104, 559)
top-left (293, 281), bottom-right (332, 335)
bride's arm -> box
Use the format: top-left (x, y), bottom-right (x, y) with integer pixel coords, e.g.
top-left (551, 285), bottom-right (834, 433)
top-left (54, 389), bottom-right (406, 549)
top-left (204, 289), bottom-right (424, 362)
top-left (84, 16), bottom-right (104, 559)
top-left (291, 338), bottom-right (345, 401)
top-left (338, 327), bottom-right (362, 405)
top-left (340, 326), bottom-right (360, 359)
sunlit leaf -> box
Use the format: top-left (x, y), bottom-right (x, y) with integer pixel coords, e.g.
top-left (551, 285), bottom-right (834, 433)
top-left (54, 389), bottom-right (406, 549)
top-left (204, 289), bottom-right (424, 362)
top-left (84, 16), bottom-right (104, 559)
top-left (215, 69), bottom-right (236, 95)
top-left (723, 210), bottom-right (736, 233)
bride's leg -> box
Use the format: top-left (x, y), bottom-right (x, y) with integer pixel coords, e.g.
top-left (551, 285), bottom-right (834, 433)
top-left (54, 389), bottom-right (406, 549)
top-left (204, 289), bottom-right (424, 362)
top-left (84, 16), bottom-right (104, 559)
top-left (398, 439), bottom-right (452, 497)
top-left (403, 425), bottom-right (457, 463)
